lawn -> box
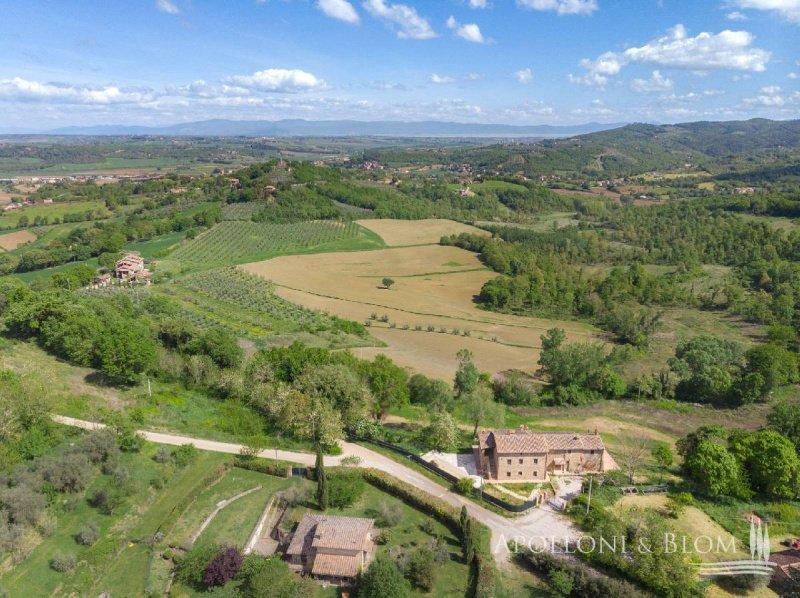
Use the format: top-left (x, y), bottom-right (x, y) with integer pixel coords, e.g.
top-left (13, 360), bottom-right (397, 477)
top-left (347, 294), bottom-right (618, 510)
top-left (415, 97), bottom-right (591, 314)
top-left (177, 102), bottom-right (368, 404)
top-left (168, 468), bottom-right (301, 550)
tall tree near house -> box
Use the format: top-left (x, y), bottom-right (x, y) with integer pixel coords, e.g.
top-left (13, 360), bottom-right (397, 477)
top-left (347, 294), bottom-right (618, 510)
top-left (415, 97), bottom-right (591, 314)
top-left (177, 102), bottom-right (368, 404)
top-left (463, 385), bottom-right (504, 437)
top-left (367, 354), bottom-right (409, 420)
top-left (359, 554), bottom-right (409, 598)
top-left (462, 517), bottom-right (475, 564)
top-left (651, 441), bottom-right (673, 483)
top-left (459, 506), bottom-right (469, 538)
top-left (382, 277), bottom-right (395, 290)
top-left (454, 349), bottom-right (480, 397)
top-left (315, 445), bottom-right (328, 510)
top-left (617, 435), bottom-right (650, 484)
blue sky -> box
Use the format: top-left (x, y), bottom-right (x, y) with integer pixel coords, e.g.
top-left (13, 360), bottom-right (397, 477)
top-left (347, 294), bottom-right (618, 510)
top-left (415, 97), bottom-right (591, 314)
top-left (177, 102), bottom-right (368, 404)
top-left (0, 0), bottom-right (798, 129)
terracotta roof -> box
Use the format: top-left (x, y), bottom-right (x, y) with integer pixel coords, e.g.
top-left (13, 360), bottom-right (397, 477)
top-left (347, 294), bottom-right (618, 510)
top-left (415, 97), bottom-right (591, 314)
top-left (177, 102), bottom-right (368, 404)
top-left (771, 549), bottom-right (800, 568)
top-left (312, 516), bottom-right (374, 552)
top-left (311, 553), bottom-right (361, 578)
top-left (286, 514), bottom-right (373, 556)
top-left (285, 514), bottom-right (322, 556)
top-left (478, 429), bottom-right (605, 454)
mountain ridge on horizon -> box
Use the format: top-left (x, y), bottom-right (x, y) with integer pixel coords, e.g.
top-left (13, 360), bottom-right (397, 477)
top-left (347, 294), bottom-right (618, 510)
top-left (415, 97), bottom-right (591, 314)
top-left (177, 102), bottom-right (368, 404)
top-left (11, 118), bottom-right (628, 137)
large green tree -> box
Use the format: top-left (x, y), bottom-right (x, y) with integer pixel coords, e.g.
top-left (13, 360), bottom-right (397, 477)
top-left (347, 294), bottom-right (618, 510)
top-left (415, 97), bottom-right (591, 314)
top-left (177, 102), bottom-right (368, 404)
top-left (367, 354), bottom-right (409, 420)
top-left (359, 554), bottom-right (409, 598)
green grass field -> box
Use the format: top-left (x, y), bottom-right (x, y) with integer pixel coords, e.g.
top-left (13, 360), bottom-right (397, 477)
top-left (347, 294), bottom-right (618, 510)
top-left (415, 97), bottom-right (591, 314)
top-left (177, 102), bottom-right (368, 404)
top-left (0, 200), bottom-right (112, 228)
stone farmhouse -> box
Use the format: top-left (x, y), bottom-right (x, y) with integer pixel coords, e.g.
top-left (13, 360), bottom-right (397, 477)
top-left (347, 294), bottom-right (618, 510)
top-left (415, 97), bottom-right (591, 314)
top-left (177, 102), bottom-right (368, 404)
top-left (114, 253), bottom-right (151, 282)
top-left (285, 514), bottom-right (376, 584)
top-left (476, 427), bottom-right (613, 483)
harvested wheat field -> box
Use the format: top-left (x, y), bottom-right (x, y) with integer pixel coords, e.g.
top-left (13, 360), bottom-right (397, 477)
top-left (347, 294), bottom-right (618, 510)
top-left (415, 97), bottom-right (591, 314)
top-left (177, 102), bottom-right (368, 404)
top-left (356, 218), bottom-right (489, 246)
top-left (0, 230), bottom-right (36, 251)
top-left (241, 243), bottom-right (599, 380)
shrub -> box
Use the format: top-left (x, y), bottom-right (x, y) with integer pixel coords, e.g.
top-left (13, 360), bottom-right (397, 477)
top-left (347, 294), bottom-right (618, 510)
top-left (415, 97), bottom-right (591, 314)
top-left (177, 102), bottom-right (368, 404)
top-left (340, 455), bottom-right (362, 467)
top-left (549, 569), bottom-right (574, 597)
top-left (172, 444), bottom-right (199, 468)
top-left (176, 544), bottom-right (219, 588)
top-left (76, 521), bottom-right (100, 546)
top-left (205, 546), bottom-right (243, 587)
top-left (371, 500), bottom-right (402, 528)
top-left (454, 477), bottom-right (474, 495)
top-left (406, 547), bottom-right (435, 591)
top-left (328, 470), bottom-right (365, 509)
top-left (233, 455), bottom-right (290, 477)
top-left (517, 549), bottom-right (649, 598)
top-left (154, 446), bottom-right (172, 463)
top-left (49, 552), bottom-right (76, 573)
top-left (666, 492), bottom-right (693, 518)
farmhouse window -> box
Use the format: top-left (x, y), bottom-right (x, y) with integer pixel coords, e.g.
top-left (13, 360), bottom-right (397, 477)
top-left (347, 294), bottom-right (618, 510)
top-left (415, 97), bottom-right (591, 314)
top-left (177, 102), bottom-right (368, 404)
top-left (533, 458), bottom-right (538, 464)
top-left (506, 472), bottom-right (511, 477)
top-left (534, 471), bottom-right (538, 477)
top-left (519, 458), bottom-right (523, 464)
top-left (518, 471), bottom-right (522, 476)
top-left (507, 459), bottom-right (512, 465)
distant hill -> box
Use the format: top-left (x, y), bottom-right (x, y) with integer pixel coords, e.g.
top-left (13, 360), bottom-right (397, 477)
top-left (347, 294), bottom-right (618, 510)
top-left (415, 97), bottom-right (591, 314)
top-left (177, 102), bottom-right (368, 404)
top-left (428, 118), bottom-right (800, 178)
top-left (43, 119), bottom-right (624, 138)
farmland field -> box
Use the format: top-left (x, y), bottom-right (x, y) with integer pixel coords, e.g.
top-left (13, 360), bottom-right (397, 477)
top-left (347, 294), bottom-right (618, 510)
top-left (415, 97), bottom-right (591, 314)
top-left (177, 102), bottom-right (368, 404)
top-left (242, 239), bottom-right (598, 379)
top-left (356, 218), bottom-right (489, 246)
top-left (221, 201), bottom-right (264, 221)
top-left (167, 220), bottom-right (384, 268)
top-left (0, 200), bottom-right (112, 228)
top-left (0, 229), bottom-right (36, 250)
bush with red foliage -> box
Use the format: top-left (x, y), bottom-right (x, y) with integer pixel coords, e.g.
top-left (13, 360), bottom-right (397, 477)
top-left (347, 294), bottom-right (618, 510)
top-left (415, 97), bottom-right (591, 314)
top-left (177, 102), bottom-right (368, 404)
top-left (204, 546), bottom-right (243, 587)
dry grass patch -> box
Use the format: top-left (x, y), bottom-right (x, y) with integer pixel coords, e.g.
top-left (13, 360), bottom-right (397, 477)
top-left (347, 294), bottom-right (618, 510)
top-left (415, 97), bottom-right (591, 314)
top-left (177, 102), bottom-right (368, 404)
top-left (356, 218), bottom-right (489, 246)
top-left (0, 230), bottom-right (36, 250)
top-left (614, 494), bottom-right (749, 562)
top-left (241, 244), bottom-right (599, 379)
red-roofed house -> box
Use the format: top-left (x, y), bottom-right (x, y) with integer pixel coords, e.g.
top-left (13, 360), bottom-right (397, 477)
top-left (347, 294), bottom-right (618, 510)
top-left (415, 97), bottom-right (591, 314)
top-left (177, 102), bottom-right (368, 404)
top-left (476, 427), bottom-right (613, 482)
top-left (114, 253), bottom-right (145, 279)
top-left (285, 514), bottom-right (376, 584)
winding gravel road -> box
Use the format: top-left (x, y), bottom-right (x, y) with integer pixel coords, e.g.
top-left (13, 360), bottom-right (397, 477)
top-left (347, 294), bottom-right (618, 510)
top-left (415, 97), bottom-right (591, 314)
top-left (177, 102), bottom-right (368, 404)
top-left (52, 415), bottom-right (578, 559)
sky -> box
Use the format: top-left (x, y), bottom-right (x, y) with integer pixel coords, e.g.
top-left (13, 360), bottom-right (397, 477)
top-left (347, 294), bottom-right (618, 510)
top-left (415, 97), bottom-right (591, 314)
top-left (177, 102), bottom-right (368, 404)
top-left (0, 0), bottom-right (798, 130)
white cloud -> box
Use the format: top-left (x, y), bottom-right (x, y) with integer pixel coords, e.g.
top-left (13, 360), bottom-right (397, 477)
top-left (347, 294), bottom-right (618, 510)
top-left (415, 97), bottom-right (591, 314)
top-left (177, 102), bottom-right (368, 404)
top-left (726, 10), bottom-right (748, 20)
top-left (317, 0), bottom-right (360, 24)
top-left (571, 24), bottom-right (771, 86)
top-left (430, 73), bottom-right (456, 84)
top-left (363, 0), bottom-right (436, 39)
top-left (730, 0), bottom-right (800, 23)
top-left (223, 69), bottom-right (326, 93)
top-left (658, 89), bottom-right (724, 103)
top-left (465, 72), bottom-right (482, 80)
top-left (155, 0), bottom-right (180, 15)
top-left (789, 72), bottom-right (799, 79)
top-left (744, 85), bottom-right (800, 106)
top-left (630, 70), bottom-right (674, 92)
top-left (0, 77), bottom-right (154, 104)
top-left (516, 0), bottom-right (598, 15)
top-left (514, 68), bottom-right (533, 83)
top-left (445, 16), bottom-right (487, 43)
top-left (469, 0), bottom-right (489, 7)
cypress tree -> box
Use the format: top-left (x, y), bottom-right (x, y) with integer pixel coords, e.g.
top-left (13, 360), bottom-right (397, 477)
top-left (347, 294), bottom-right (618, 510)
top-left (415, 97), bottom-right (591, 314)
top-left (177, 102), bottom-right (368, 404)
top-left (463, 517), bottom-right (475, 564)
top-left (315, 446), bottom-right (328, 510)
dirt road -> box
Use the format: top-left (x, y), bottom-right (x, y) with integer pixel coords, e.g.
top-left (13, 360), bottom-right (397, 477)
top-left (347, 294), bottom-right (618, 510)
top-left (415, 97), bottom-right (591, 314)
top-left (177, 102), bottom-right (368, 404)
top-left (52, 415), bottom-right (578, 558)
